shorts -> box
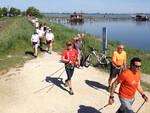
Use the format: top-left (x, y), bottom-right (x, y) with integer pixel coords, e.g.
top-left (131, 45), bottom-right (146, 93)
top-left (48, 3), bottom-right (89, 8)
top-left (46, 40), bottom-right (52, 46)
top-left (65, 64), bottom-right (74, 81)
top-left (32, 42), bottom-right (38, 48)
top-left (116, 96), bottom-right (135, 113)
top-left (110, 65), bottom-right (123, 78)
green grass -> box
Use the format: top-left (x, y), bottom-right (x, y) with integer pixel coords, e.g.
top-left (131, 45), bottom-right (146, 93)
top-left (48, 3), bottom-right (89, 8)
top-left (0, 17), bottom-right (35, 72)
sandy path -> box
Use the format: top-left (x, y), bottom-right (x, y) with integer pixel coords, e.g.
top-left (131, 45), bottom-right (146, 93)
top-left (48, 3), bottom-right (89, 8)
top-left (0, 52), bottom-right (150, 113)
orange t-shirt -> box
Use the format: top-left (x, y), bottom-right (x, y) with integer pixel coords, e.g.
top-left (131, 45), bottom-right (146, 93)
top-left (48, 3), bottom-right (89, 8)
top-left (118, 68), bottom-right (140, 99)
top-left (112, 51), bottom-right (126, 67)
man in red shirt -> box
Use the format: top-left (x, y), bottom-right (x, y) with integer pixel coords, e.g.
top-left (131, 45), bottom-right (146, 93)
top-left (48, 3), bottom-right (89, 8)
top-left (61, 41), bottom-right (80, 95)
top-left (108, 57), bottom-right (148, 113)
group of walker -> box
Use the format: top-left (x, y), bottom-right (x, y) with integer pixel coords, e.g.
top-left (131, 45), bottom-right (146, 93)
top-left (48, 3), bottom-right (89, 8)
top-left (28, 16), bottom-right (148, 113)
top-left (62, 43), bottom-right (148, 112)
top-left (29, 17), bottom-right (55, 57)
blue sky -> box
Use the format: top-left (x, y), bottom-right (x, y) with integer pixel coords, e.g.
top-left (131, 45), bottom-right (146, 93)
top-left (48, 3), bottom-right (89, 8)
top-left (0, 0), bottom-right (150, 13)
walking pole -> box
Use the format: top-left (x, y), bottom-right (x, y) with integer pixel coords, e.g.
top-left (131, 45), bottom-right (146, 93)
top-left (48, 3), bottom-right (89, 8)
top-left (41, 65), bottom-right (66, 82)
top-left (98, 104), bottom-right (109, 112)
top-left (136, 101), bottom-right (146, 113)
top-left (46, 69), bottom-right (66, 93)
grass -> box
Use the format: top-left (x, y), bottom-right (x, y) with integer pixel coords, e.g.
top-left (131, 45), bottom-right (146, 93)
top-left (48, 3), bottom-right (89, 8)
top-left (0, 17), bottom-right (35, 73)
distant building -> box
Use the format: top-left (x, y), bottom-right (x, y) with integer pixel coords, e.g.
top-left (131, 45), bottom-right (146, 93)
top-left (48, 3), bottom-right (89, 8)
top-left (136, 15), bottom-right (149, 21)
top-left (70, 13), bottom-right (84, 22)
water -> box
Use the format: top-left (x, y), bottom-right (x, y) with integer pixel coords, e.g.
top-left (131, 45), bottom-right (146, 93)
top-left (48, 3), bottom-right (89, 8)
top-left (64, 20), bottom-right (150, 52)
top-left (45, 14), bottom-right (150, 52)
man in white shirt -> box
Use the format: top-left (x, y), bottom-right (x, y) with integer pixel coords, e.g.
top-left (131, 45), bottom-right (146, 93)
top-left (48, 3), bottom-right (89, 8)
top-left (37, 26), bottom-right (44, 50)
top-left (31, 31), bottom-right (40, 57)
top-left (45, 29), bottom-right (54, 54)
top-left (35, 21), bottom-right (39, 28)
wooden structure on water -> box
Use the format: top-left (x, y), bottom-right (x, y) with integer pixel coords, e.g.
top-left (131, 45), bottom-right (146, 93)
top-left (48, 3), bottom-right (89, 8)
top-left (136, 15), bottom-right (149, 21)
top-left (70, 14), bottom-right (84, 22)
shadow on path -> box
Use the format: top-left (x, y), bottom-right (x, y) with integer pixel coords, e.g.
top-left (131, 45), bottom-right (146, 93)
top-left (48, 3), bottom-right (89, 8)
top-left (85, 80), bottom-right (108, 91)
top-left (45, 76), bottom-right (69, 93)
top-left (85, 80), bottom-right (118, 94)
top-left (25, 51), bottom-right (34, 56)
top-left (78, 105), bottom-right (101, 113)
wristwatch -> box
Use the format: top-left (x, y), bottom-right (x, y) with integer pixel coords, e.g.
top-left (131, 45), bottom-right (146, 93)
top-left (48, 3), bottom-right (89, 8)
top-left (109, 96), bottom-right (114, 99)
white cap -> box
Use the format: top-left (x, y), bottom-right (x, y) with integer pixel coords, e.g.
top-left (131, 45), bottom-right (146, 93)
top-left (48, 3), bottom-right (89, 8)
top-left (77, 34), bottom-right (80, 37)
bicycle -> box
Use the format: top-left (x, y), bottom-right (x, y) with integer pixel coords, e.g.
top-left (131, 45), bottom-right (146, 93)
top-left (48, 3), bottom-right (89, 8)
top-left (83, 46), bottom-right (111, 68)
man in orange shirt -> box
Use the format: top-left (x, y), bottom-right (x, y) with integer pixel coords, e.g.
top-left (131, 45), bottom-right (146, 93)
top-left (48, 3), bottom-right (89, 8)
top-left (108, 57), bottom-right (148, 113)
top-left (108, 44), bottom-right (126, 91)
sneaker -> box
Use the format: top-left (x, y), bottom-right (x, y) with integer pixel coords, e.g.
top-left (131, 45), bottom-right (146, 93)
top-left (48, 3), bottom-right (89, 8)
top-left (69, 91), bottom-right (74, 95)
top-left (47, 51), bottom-right (51, 54)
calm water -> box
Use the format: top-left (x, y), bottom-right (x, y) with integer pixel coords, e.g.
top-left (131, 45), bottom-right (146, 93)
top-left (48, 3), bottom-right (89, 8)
top-left (45, 14), bottom-right (150, 52)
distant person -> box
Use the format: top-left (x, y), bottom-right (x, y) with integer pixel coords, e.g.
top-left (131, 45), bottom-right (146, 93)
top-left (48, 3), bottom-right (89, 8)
top-left (43, 23), bottom-right (47, 32)
top-left (74, 33), bottom-right (85, 55)
top-left (31, 31), bottom-right (40, 57)
top-left (61, 41), bottom-right (80, 95)
top-left (37, 26), bottom-right (44, 50)
top-left (108, 57), bottom-right (148, 113)
top-left (35, 21), bottom-right (39, 28)
top-left (45, 29), bottom-right (54, 54)
top-left (108, 44), bottom-right (126, 92)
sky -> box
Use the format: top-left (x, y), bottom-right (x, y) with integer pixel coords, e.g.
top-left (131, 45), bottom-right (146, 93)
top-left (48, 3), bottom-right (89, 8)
top-left (0, 0), bottom-right (150, 13)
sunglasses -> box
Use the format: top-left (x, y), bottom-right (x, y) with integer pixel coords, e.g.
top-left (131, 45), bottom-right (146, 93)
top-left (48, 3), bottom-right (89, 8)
top-left (67, 44), bottom-right (72, 46)
top-left (119, 48), bottom-right (124, 49)
top-left (134, 65), bottom-right (142, 68)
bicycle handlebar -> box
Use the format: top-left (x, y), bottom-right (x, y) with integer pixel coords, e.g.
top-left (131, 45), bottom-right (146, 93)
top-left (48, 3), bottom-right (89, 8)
top-left (88, 46), bottom-right (98, 52)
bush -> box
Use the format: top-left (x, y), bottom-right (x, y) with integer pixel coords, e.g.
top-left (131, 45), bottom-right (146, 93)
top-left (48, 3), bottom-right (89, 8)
top-left (26, 6), bottom-right (43, 18)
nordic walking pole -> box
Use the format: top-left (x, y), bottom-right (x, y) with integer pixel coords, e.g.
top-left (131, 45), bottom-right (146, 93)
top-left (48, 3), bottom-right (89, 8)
top-left (98, 104), bottom-right (109, 112)
top-left (41, 65), bottom-right (65, 82)
top-left (46, 69), bottom-right (66, 93)
top-left (136, 101), bottom-right (146, 113)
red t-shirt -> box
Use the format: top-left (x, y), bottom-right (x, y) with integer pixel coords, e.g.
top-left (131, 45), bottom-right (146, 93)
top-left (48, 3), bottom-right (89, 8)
top-left (62, 49), bottom-right (79, 65)
top-left (118, 68), bottom-right (140, 99)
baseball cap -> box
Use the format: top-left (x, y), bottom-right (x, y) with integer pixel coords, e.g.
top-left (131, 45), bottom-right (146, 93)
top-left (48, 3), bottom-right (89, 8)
top-left (34, 31), bottom-right (38, 34)
top-left (66, 41), bottom-right (72, 46)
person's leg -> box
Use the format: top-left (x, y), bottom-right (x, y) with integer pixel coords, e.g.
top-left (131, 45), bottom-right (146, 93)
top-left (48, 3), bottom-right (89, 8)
top-left (108, 67), bottom-right (117, 92)
top-left (35, 45), bottom-right (38, 56)
top-left (33, 46), bottom-right (35, 56)
top-left (50, 42), bottom-right (53, 52)
top-left (65, 67), bottom-right (74, 94)
top-left (40, 37), bottom-right (43, 48)
top-left (39, 38), bottom-right (42, 49)
top-left (46, 41), bottom-right (50, 52)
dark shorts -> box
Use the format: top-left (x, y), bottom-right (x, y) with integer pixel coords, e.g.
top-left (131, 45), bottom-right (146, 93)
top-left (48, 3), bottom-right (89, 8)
top-left (46, 40), bottom-right (52, 46)
top-left (32, 42), bottom-right (38, 45)
top-left (65, 64), bottom-right (74, 81)
top-left (110, 65), bottom-right (123, 79)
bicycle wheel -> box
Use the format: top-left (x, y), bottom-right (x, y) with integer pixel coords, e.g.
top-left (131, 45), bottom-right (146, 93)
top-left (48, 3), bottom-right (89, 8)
top-left (84, 54), bottom-right (92, 68)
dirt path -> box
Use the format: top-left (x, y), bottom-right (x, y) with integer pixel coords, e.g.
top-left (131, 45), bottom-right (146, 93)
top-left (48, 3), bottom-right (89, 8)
top-left (0, 52), bottom-right (150, 113)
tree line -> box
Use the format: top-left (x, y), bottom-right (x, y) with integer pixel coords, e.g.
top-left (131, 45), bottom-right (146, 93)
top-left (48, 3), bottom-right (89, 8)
top-left (0, 6), bottom-right (43, 18)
